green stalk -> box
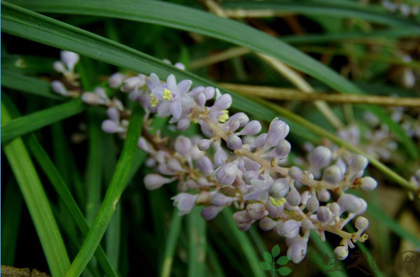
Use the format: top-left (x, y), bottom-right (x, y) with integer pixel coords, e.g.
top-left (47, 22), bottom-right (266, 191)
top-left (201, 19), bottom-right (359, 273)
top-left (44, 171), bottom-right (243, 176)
top-left (65, 104), bottom-right (144, 276)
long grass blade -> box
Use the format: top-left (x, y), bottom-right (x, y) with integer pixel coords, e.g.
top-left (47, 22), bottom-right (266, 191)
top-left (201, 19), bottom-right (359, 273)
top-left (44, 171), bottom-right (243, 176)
top-left (65, 103), bottom-right (144, 276)
top-left (2, 99), bottom-right (71, 277)
top-left (161, 210), bottom-right (183, 277)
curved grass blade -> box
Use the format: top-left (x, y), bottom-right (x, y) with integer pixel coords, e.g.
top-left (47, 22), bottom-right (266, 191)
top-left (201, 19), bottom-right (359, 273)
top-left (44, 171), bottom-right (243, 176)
top-left (3, 93), bottom-right (118, 277)
top-left (2, 100), bottom-right (70, 277)
top-left (220, 0), bottom-right (420, 30)
top-left (65, 103), bottom-right (144, 276)
top-left (161, 210), bottom-right (183, 277)
top-left (188, 207), bottom-right (207, 277)
top-left (1, 180), bottom-right (23, 266)
top-left (1, 2), bottom-right (415, 188)
top-left (2, 71), bottom-right (63, 100)
top-left (1, 98), bottom-right (84, 143)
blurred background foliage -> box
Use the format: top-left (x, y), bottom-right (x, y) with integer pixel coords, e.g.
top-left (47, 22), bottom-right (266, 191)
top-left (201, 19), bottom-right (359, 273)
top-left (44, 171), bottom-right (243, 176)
top-left (2, 0), bottom-right (420, 276)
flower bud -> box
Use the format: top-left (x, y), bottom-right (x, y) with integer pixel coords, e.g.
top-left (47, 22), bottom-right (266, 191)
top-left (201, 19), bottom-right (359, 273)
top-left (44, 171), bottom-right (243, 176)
top-left (301, 219), bottom-right (315, 230)
top-left (195, 191), bottom-right (211, 205)
top-left (108, 72), bottom-right (126, 88)
top-left (318, 189), bottom-right (330, 202)
top-left (82, 92), bottom-right (101, 105)
top-left (53, 61), bottom-right (66, 73)
top-left (306, 196), bottom-right (319, 213)
top-left (51, 81), bottom-right (67, 95)
top-left (323, 165), bottom-right (343, 184)
top-left (360, 177), bottom-right (377, 191)
top-left (61, 51), bottom-right (79, 71)
top-left (259, 217), bottom-right (277, 231)
top-left (277, 219), bottom-right (300, 239)
top-left (200, 122), bottom-right (214, 138)
top-left (330, 202), bottom-right (340, 215)
top-left (355, 216), bottom-right (369, 230)
top-left (144, 174), bottom-right (173, 190)
top-left (211, 193), bottom-right (232, 206)
top-left (196, 156), bottom-right (213, 174)
top-left (233, 210), bottom-right (253, 231)
top-left (310, 146), bottom-right (331, 170)
top-left (289, 167), bottom-right (303, 181)
top-left (253, 134), bottom-right (267, 149)
top-left (226, 134), bottom-right (242, 150)
top-left (107, 107), bottom-right (120, 122)
top-left (349, 155), bottom-right (369, 174)
top-left (101, 120), bottom-right (122, 134)
top-left (203, 86), bottom-right (215, 99)
top-left (266, 119), bottom-right (290, 147)
top-left (216, 162), bottom-right (238, 186)
top-left (246, 203), bottom-right (266, 220)
top-left (229, 112), bottom-right (249, 127)
top-left (334, 246), bottom-right (348, 260)
top-left (194, 92), bottom-right (206, 107)
top-left (198, 139), bottom-right (212, 151)
top-left (287, 241), bottom-right (307, 264)
top-left (338, 194), bottom-right (367, 214)
top-left (242, 170), bottom-right (259, 185)
top-left (275, 140), bottom-right (291, 158)
top-left (214, 149), bottom-right (228, 167)
top-left (213, 94), bottom-right (232, 110)
top-left (270, 178), bottom-right (289, 198)
top-left (286, 187), bottom-right (301, 206)
top-left (201, 206), bottom-right (223, 220)
top-left (167, 158), bottom-right (185, 172)
top-left (175, 136), bottom-right (192, 157)
top-left (177, 119), bottom-right (191, 131)
top-left (138, 137), bottom-right (153, 153)
top-left (229, 119), bottom-right (241, 133)
top-left (317, 207), bottom-right (331, 223)
top-left (172, 193), bottom-right (197, 215)
top-left (239, 120), bottom-right (262, 136)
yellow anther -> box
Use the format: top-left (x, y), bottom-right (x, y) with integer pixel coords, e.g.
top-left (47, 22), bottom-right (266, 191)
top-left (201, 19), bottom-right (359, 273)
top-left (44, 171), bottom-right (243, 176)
top-left (270, 197), bottom-right (286, 207)
top-left (218, 110), bottom-right (229, 123)
top-left (163, 88), bottom-right (173, 101)
top-left (150, 94), bottom-right (159, 107)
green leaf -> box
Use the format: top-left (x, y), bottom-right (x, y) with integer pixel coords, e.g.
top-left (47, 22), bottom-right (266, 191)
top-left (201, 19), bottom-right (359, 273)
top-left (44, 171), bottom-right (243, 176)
top-left (188, 207), bottom-right (207, 277)
top-left (276, 256), bottom-right (290, 266)
top-left (271, 244), bottom-right (280, 257)
top-left (259, 262), bottom-right (271, 271)
top-left (278, 266), bottom-right (292, 276)
top-left (1, 98), bottom-right (84, 143)
top-left (65, 103), bottom-right (144, 276)
top-left (221, 1), bottom-right (420, 30)
top-left (1, 70), bottom-right (64, 100)
top-left (2, 99), bottom-right (70, 277)
top-left (161, 210), bottom-right (183, 277)
top-left (2, 94), bottom-right (118, 277)
top-left (263, 251), bottom-right (272, 263)
top-left (1, 180), bottom-right (23, 266)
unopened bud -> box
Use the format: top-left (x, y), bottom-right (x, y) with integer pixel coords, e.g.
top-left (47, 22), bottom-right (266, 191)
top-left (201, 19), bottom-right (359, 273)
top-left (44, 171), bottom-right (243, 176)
top-left (338, 194), bottom-right (367, 214)
top-left (196, 156), bottom-right (213, 173)
top-left (277, 219), bottom-right (300, 238)
top-left (355, 216), bottom-right (369, 230)
top-left (239, 120), bottom-right (262, 136)
top-left (275, 140), bottom-right (291, 158)
top-left (213, 94), bottom-right (232, 110)
top-left (144, 174), bottom-right (173, 190)
top-left (287, 241), bottom-right (307, 264)
top-left (246, 203), bottom-right (266, 220)
top-left (198, 139), bottom-right (212, 151)
top-left (360, 177), bottom-right (377, 191)
top-left (306, 196), bottom-right (319, 213)
top-left (108, 72), bottom-right (126, 88)
top-left (286, 187), bottom-right (301, 206)
top-left (317, 207), bottom-right (331, 223)
top-left (289, 167), bottom-right (303, 181)
top-left (226, 134), bottom-right (242, 150)
top-left (270, 178), bottom-right (290, 198)
top-left (310, 146), bottom-right (331, 170)
top-left (334, 246), bottom-right (348, 260)
top-left (266, 119), bottom-right (290, 147)
top-left (260, 217), bottom-right (277, 231)
top-left (318, 189), bottom-right (331, 202)
top-left (323, 165), bottom-right (343, 184)
top-left (174, 136), bottom-right (192, 157)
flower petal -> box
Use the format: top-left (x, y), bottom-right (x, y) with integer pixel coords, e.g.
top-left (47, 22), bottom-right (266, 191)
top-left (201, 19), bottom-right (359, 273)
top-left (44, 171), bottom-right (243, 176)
top-left (170, 100), bottom-right (182, 119)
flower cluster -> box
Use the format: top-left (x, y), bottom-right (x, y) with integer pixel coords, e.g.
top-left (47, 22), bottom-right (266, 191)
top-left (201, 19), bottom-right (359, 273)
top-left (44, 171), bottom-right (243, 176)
top-left (51, 51), bottom-right (81, 97)
top-left (52, 51), bottom-right (378, 264)
top-left (382, 0), bottom-right (419, 17)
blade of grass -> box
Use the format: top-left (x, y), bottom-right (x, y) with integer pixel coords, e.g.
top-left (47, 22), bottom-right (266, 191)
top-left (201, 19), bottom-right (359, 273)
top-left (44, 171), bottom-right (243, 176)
top-left (3, 93), bottom-right (118, 277)
top-left (2, 2), bottom-right (415, 187)
top-left (65, 103), bottom-right (144, 276)
top-left (220, 0), bottom-right (420, 30)
top-left (1, 98), bottom-right (84, 143)
top-left (188, 207), bottom-right (207, 277)
top-left (2, 99), bottom-right (70, 277)
top-left (221, 208), bottom-right (265, 277)
top-left (1, 180), bottom-right (23, 266)
top-left (161, 209), bottom-right (183, 277)
top-left (206, 245), bottom-right (225, 277)
top-left (1, 70), bottom-right (63, 100)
